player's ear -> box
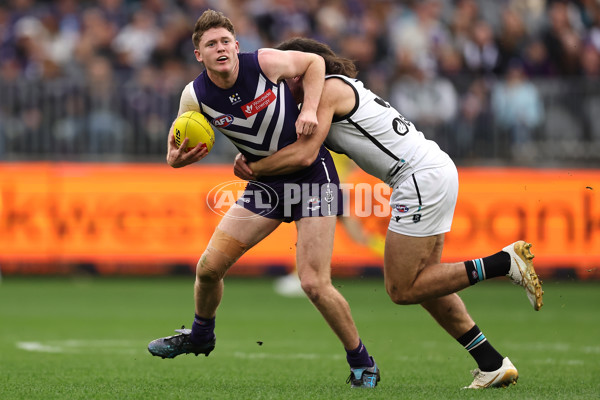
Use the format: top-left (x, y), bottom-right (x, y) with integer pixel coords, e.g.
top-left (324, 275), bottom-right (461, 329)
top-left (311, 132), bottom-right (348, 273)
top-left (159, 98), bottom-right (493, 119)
top-left (194, 49), bottom-right (203, 63)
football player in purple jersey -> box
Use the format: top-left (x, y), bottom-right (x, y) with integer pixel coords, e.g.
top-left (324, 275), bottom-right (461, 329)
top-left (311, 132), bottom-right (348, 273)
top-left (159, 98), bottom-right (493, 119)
top-left (148, 11), bottom-right (379, 388)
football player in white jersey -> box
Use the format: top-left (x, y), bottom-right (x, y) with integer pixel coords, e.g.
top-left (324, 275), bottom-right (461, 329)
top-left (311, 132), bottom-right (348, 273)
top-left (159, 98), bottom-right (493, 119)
top-left (234, 37), bottom-right (544, 389)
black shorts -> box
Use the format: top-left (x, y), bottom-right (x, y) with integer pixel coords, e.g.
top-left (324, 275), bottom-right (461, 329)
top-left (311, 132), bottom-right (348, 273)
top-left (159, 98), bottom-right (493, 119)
top-left (237, 147), bottom-right (343, 222)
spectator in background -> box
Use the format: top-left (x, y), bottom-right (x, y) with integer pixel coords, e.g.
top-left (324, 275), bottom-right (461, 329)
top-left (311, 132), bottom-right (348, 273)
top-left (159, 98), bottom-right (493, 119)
top-left (313, 0), bottom-right (346, 46)
top-left (86, 55), bottom-right (129, 154)
top-left (585, 4), bottom-right (600, 53)
top-left (454, 77), bottom-right (493, 159)
top-left (521, 38), bottom-right (555, 76)
top-left (462, 19), bottom-right (500, 77)
top-left (346, 3), bottom-right (395, 97)
top-left (496, 8), bottom-right (529, 75)
top-left (542, 0), bottom-right (583, 75)
top-left (52, 88), bottom-right (87, 155)
top-left (230, 13), bottom-right (263, 52)
top-left (73, 7), bottom-right (118, 78)
top-left (13, 16), bottom-right (51, 80)
top-left (389, 0), bottom-right (450, 76)
top-left (39, 7), bottom-right (79, 74)
top-left (509, 0), bottom-right (547, 35)
top-left (112, 9), bottom-right (160, 70)
top-left (96, 0), bottom-right (129, 29)
top-left (491, 58), bottom-right (544, 158)
top-left (390, 58), bottom-right (458, 152)
top-left (149, 10), bottom-right (195, 69)
top-left (447, 0), bottom-right (479, 51)
top-left (581, 43), bottom-right (600, 77)
top-left (437, 44), bottom-right (466, 88)
top-left (575, 0), bottom-right (598, 29)
top-left (122, 64), bottom-right (167, 155)
top-left (261, 0), bottom-right (313, 45)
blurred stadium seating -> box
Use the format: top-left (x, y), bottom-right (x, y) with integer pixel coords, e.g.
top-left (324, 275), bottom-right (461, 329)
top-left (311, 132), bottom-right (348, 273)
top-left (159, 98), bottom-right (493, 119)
top-left (0, 0), bottom-right (599, 166)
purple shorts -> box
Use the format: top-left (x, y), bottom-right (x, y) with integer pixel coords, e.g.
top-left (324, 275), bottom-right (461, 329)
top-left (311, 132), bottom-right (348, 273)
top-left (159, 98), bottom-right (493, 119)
top-left (237, 147), bottom-right (343, 222)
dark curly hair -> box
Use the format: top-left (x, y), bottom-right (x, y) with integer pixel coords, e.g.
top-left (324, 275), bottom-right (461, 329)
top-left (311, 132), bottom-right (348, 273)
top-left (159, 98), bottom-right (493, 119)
top-left (275, 37), bottom-right (358, 78)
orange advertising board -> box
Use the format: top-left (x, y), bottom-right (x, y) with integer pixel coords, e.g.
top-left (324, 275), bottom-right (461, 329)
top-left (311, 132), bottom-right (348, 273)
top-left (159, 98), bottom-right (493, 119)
top-left (343, 167), bottom-right (600, 274)
top-left (0, 163), bottom-right (598, 276)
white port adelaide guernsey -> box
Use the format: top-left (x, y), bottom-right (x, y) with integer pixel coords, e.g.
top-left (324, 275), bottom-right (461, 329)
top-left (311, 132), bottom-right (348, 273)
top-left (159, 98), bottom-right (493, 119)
top-left (324, 74), bottom-right (452, 187)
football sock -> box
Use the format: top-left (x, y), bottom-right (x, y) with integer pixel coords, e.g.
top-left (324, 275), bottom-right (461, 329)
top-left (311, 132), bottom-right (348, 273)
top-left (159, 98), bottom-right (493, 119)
top-left (464, 251), bottom-right (511, 285)
top-left (457, 325), bottom-right (503, 372)
top-left (190, 314), bottom-right (215, 344)
top-left (346, 339), bottom-right (374, 368)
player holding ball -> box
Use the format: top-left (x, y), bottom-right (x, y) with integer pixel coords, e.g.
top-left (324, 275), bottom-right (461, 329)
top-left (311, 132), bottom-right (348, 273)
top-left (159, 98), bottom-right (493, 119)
top-left (149, 10), bottom-right (380, 388)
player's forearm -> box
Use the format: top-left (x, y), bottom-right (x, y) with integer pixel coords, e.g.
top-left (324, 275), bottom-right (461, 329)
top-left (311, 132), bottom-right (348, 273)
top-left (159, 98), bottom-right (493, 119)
top-left (250, 144), bottom-right (317, 177)
top-left (299, 55), bottom-right (325, 115)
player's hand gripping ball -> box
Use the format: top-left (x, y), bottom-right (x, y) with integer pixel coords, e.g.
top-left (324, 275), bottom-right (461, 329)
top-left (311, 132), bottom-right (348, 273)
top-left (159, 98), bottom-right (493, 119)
top-left (173, 111), bottom-right (215, 152)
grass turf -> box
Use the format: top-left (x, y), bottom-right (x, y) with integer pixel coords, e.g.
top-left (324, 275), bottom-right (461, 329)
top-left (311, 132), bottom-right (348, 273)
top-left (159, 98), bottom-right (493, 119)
top-left (0, 276), bottom-right (598, 399)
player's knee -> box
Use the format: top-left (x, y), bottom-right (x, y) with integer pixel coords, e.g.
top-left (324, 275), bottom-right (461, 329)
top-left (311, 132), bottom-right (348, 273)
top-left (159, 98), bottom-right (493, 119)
top-left (196, 228), bottom-right (248, 283)
top-left (386, 284), bottom-right (419, 305)
top-left (299, 276), bottom-right (325, 303)
top-left (196, 252), bottom-right (226, 283)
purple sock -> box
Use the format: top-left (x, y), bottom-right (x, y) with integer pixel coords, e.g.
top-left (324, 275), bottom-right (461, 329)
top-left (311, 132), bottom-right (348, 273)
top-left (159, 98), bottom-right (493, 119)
top-left (190, 314), bottom-right (215, 344)
top-left (346, 339), bottom-right (374, 368)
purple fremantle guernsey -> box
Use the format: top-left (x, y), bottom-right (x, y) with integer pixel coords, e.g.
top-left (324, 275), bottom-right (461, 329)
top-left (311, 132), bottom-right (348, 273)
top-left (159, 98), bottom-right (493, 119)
top-left (193, 52), bottom-right (300, 163)
top-left (192, 51), bottom-right (342, 221)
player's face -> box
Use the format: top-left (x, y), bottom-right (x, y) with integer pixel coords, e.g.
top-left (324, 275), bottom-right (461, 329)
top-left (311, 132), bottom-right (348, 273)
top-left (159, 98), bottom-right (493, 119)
top-left (195, 27), bottom-right (239, 74)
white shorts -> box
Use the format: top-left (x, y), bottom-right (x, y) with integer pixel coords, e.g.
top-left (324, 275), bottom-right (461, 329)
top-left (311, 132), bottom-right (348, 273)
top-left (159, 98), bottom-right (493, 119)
top-left (388, 161), bottom-right (458, 237)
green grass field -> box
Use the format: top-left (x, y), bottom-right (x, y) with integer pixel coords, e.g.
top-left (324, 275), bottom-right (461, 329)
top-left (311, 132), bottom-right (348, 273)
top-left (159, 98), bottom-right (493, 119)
top-left (0, 276), bottom-right (598, 399)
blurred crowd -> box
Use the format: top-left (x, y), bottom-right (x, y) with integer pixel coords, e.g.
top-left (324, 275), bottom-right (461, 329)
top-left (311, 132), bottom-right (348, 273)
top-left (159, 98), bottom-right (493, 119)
top-left (1, 0), bottom-right (600, 164)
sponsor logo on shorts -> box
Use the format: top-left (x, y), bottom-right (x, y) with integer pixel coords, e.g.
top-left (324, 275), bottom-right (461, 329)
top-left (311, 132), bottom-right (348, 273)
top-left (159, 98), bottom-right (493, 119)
top-left (395, 204), bottom-right (410, 213)
top-left (413, 214), bottom-right (421, 223)
top-left (306, 196), bottom-right (321, 211)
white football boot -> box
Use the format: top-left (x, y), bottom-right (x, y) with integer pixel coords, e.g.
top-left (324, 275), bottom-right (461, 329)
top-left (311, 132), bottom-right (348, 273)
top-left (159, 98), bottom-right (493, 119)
top-left (503, 241), bottom-right (544, 311)
top-left (464, 357), bottom-right (519, 389)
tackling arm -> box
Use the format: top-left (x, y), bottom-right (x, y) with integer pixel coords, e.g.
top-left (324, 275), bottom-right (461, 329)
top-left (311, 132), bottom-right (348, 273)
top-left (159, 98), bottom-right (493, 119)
top-left (235, 87), bottom-right (336, 178)
top-left (258, 49), bottom-right (325, 136)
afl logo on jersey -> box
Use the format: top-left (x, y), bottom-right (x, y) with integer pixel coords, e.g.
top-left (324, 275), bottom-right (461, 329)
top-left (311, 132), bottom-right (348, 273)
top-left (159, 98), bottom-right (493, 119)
top-left (213, 114), bottom-right (234, 128)
top-left (395, 204), bottom-right (410, 213)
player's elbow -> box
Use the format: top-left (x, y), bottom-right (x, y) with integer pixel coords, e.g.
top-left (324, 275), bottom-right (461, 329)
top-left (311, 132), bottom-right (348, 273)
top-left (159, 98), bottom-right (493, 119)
top-left (298, 156), bottom-right (315, 168)
top-left (297, 150), bottom-right (319, 168)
